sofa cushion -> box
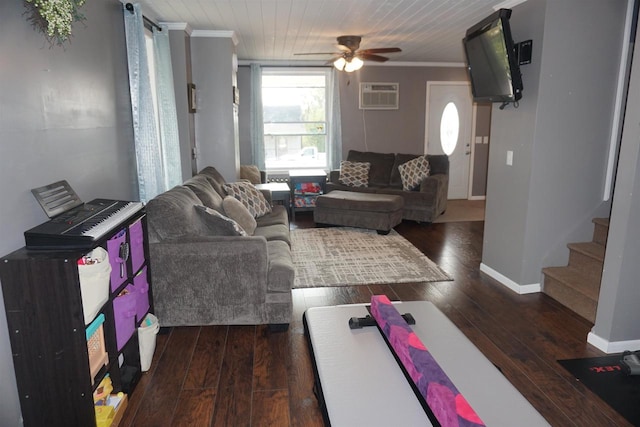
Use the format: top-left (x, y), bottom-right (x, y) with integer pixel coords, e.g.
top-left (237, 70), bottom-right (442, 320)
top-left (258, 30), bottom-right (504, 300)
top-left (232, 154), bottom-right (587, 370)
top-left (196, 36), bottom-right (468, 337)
top-left (240, 165), bottom-right (262, 184)
top-left (146, 186), bottom-right (211, 243)
top-left (398, 155), bottom-right (431, 191)
top-left (223, 181), bottom-right (272, 218)
top-left (222, 196), bottom-right (257, 235)
top-left (339, 160), bottom-right (371, 188)
top-left (347, 150), bottom-right (395, 186)
top-left (255, 205), bottom-right (289, 227)
top-left (426, 154), bottom-right (450, 176)
top-left (254, 223), bottom-right (291, 247)
top-left (199, 166), bottom-right (227, 196)
top-left (266, 240), bottom-right (295, 293)
top-left (184, 174), bottom-right (224, 212)
top-left (194, 205), bottom-right (248, 236)
top-left (390, 153), bottom-right (421, 187)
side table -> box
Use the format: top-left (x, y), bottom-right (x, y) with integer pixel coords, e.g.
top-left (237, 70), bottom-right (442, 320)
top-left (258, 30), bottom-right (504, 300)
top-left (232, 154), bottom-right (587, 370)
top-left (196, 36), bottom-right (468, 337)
top-left (289, 169), bottom-right (327, 220)
top-left (255, 182), bottom-right (291, 217)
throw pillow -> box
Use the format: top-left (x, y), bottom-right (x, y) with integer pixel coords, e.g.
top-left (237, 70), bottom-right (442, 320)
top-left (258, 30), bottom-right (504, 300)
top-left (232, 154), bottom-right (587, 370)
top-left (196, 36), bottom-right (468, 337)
top-left (339, 160), bottom-right (371, 188)
top-left (398, 155), bottom-right (431, 191)
top-left (193, 205), bottom-right (248, 236)
top-left (239, 165), bottom-right (262, 184)
top-left (222, 181), bottom-right (272, 218)
top-left (222, 196), bottom-right (257, 235)
top-left (184, 174), bottom-right (224, 212)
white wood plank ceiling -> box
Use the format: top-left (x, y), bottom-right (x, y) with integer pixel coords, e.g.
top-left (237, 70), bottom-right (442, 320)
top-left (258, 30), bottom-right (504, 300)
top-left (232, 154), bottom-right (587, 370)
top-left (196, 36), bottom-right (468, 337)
top-left (138, 0), bottom-right (520, 64)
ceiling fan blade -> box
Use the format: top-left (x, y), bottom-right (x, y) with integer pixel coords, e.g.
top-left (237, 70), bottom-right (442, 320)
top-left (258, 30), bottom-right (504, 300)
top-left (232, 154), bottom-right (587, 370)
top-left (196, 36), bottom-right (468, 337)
top-left (358, 47), bottom-right (402, 54)
top-left (357, 53), bottom-right (389, 62)
top-left (294, 52), bottom-right (340, 56)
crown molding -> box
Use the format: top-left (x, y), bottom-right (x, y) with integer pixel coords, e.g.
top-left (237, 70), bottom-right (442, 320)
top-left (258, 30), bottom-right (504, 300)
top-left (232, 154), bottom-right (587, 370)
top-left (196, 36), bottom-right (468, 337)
top-left (161, 22), bottom-right (192, 35)
top-left (190, 30), bottom-right (238, 45)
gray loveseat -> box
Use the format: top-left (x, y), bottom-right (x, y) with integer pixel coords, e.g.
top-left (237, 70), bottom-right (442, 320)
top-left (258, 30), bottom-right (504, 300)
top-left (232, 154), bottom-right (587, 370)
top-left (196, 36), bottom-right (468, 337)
top-left (326, 150), bottom-right (449, 223)
top-left (145, 167), bottom-right (293, 328)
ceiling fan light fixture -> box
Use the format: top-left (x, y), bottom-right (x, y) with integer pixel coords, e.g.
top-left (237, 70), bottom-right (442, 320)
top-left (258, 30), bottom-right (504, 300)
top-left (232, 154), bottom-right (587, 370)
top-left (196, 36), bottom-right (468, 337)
top-left (344, 56), bottom-right (363, 72)
top-left (333, 57), bottom-right (347, 71)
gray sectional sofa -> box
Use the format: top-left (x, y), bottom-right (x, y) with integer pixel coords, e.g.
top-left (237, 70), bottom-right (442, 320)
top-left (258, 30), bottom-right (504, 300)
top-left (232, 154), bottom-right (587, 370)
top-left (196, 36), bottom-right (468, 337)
top-left (145, 167), bottom-right (293, 328)
top-left (326, 150), bottom-right (449, 223)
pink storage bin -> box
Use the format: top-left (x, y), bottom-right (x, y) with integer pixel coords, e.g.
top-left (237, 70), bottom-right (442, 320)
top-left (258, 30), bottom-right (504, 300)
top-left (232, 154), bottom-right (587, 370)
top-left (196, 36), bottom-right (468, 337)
top-left (133, 266), bottom-right (150, 323)
top-left (113, 285), bottom-right (136, 351)
top-left (107, 229), bottom-right (129, 292)
top-left (129, 219), bottom-right (145, 274)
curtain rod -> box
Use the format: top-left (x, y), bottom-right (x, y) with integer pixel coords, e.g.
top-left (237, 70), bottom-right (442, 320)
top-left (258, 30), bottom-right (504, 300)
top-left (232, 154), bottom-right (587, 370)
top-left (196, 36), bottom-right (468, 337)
top-left (125, 3), bottom-right (162, 32)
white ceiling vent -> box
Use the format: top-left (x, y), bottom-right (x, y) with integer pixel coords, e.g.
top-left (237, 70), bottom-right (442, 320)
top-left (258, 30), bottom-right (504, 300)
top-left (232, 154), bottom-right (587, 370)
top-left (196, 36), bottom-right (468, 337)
top-left (359, 82), bottom-right (399, 110)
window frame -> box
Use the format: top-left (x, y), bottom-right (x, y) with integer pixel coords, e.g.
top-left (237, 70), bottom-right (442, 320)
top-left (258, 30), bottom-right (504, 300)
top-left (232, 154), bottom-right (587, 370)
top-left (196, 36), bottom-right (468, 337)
top-left (261, 67), bottom-right (332, 172)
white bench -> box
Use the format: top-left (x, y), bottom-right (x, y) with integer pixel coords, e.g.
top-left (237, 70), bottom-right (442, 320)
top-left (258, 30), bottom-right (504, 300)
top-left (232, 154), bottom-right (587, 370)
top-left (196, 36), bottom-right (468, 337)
top-left (304, 301), bottom-right (550, 426)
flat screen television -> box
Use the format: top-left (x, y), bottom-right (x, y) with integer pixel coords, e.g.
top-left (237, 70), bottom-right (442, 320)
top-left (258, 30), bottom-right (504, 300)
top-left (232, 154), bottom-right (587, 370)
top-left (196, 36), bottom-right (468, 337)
top-left (463, 8), bottom-right (523, 104)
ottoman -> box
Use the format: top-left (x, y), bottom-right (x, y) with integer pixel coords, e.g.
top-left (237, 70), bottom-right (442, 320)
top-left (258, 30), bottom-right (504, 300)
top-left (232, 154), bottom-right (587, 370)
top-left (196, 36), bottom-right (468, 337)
top-left (314, 190), bottom-right (404, 234)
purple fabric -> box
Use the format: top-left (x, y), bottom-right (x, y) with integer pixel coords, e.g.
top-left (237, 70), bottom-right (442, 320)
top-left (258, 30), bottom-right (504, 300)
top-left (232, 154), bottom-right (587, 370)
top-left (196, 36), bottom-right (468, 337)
top-left (371, 295), bottom-right (485, 427)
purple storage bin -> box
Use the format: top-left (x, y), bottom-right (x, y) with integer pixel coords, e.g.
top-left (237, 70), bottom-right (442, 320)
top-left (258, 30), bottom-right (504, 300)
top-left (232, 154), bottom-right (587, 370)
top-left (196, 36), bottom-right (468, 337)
top-left (107, 229), bottom-right (128, 292)
top-left (129, 219), bottom-right (145, 274)
top-left (113, 285), bottom-right (136, 351)
top-left (133, 266), bottom-right (150, 323)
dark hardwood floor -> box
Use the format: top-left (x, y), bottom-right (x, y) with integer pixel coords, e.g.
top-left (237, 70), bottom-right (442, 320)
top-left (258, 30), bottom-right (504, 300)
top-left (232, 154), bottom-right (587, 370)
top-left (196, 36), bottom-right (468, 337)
top-left (120, 214), bottom-right (630, 427)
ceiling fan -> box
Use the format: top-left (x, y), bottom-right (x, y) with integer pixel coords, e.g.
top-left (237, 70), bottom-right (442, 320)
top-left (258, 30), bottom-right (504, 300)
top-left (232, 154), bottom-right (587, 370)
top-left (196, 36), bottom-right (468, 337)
top-left (295, 35), bottom-right (401, 72)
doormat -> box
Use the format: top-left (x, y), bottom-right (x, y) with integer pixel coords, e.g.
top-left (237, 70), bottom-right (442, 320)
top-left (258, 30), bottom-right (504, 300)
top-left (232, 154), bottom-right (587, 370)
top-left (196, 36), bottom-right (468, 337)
top-left (558, 354), bottom-right (640, 425)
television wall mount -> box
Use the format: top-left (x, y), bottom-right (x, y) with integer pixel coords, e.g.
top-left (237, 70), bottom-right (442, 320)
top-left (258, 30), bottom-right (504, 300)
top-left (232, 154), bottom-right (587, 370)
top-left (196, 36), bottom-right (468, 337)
top-left (515, 40), bottom-right (533, 65)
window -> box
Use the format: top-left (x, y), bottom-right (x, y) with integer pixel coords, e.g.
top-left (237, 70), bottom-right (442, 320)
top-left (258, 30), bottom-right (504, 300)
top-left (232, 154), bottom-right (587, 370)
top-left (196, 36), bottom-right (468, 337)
top-left (144, 29), bottom-right (160, 143)
top-left (440, 102), bottom-right (460, 155)
top-left (262, 69), bottom-right (330, 170)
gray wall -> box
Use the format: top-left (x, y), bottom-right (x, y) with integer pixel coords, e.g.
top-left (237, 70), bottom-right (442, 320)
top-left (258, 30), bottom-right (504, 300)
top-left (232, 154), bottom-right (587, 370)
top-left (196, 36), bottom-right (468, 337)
top-left (0, 0), bottom-right (136, 424)
top-left (191, 36), bottom-right (240, 181)
top-left (592, 15), bottom-right (640, 346)
top-left (472, 104), bottom-right (491, 197)
top-left (238, 66), bottom-right (253, 165)
top-left (337, 66), bottom-right (469, 157)
top-left (482, 0), bottom-right (623, 287)
top-left (169, 29), bottom-right (197, 179)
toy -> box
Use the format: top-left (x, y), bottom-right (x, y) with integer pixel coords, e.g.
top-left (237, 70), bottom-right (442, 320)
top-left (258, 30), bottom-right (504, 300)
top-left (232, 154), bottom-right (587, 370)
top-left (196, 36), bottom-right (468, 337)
top-left (620, 350), bottom-right (640, 375)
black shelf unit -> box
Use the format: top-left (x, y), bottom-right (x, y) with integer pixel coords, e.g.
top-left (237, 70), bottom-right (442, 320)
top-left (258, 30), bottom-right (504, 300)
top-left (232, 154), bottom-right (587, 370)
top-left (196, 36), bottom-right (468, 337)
top-left (0, 210), bottom-right (153, 427)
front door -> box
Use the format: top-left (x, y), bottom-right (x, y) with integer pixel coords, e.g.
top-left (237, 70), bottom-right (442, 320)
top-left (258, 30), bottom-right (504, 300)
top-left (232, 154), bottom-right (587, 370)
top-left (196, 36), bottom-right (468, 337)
top-left (425, 82), bottom-right (474, 199)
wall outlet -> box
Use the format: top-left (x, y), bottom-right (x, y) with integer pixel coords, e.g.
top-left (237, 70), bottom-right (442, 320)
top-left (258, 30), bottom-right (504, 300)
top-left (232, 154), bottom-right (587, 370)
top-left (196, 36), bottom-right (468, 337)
top-left (506, 150), bottom-right (513, 166)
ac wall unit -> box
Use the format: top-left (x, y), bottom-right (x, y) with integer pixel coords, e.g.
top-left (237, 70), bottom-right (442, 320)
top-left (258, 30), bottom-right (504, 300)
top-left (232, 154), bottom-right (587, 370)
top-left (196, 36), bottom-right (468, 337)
top-left (359, 82), bottom-right (399, 110)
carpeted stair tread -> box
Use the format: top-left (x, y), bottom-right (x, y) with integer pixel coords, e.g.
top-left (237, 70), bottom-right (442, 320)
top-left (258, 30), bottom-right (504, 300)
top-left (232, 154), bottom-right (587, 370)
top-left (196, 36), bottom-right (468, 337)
top-left (592, 217), bottom-right (609, 227)
top-left (592, 217), bottom-right (609, 245)
top-left (567, 242), bottom-right (605, 263)
top-left (542, 266), bottom-right (600, 301)
top-left (542, 267), bottom-right (599, 322)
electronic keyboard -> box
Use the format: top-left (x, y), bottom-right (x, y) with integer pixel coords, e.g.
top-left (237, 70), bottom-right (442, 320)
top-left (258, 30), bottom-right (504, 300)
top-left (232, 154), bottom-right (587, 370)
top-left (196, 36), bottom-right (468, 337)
top-left (24, 199), bottom-right (144, 250)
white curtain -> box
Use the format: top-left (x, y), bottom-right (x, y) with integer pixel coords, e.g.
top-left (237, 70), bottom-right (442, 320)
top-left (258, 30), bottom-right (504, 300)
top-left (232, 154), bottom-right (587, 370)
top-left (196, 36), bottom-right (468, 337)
top-left (250, 63), bottom-right (265, 169)
top-left (152, 26), bottom-right (182, 191)
top-left (328, 68), bottom-right (343, 170)
top-left (123, 3), bottom-right (181, 202)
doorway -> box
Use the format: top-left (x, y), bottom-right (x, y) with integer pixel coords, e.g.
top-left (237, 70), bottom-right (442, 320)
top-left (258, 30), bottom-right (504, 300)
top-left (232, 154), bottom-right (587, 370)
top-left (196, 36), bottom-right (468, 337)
top-left (425, 82), bottom-right (474, 200)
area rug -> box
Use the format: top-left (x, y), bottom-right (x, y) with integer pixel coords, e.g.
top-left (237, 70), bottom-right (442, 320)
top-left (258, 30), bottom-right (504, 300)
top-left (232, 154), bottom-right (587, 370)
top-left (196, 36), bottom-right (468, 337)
top-left (558, 354), bottom-right (640, 425)
top-left (291, 227), bottom-right (452, 288)
top-left (434, 199), bottom-right (485, 223)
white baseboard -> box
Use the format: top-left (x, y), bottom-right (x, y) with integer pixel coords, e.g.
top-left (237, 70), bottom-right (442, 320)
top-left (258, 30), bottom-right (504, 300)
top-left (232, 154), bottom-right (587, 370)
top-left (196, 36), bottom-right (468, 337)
top-left (479, 263), bottom-right (541, 294)
top-left (587, 331), bottom-right (640, 353)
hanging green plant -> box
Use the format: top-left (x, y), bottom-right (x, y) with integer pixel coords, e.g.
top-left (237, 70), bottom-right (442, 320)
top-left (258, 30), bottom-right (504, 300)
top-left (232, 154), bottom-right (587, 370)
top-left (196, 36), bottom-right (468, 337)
top-left (24, 0), bottom-right (87, 46)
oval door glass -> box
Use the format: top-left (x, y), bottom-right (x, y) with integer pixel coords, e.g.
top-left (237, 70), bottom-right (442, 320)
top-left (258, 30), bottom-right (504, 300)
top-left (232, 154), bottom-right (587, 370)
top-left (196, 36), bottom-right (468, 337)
top-left (440, 102), bottom-right (459, 155)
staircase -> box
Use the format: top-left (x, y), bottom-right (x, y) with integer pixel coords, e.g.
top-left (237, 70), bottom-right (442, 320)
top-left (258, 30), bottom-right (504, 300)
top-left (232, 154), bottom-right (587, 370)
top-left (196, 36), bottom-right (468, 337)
top-left (542, 218), bottom-right (609, 323)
